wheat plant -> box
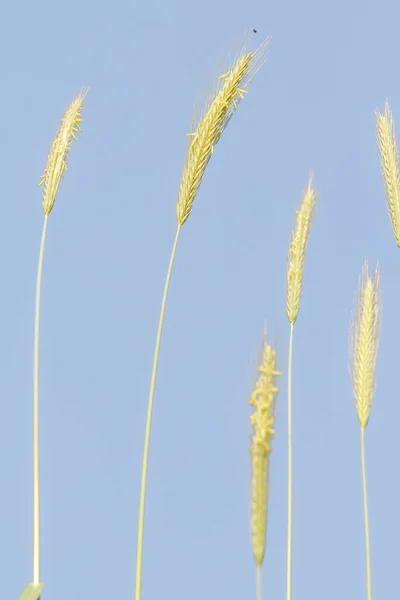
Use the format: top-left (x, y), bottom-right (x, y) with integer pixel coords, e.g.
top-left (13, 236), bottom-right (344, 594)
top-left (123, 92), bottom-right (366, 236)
top-left (249, 330), bottom-right (280, 600)
top-left (135, 36), bottom-right (269, 600)
top-left (376, 101), bottom-right (400, 246)
top-left (349, 261), bottom-right (381, 600)
top-left (18, 89), bottom-right (88, 600)
top-left (285, 174), bottom-right (316, 600)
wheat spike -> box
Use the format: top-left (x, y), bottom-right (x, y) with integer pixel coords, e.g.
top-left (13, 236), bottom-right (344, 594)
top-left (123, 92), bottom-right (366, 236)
top-left (39, 88), bottom-right (88, 214)
top-left (285, 174), bottom-right (315, 600)
top-left (376, 101), bottom-right (400, 247)
top-left (176, 39), bottom-right (268, 226)
top-left (249, 336), bottom-right (280, 568)
top-left (32, 88), bottom-right (88, 587)
top-left (286, 174), bottom-right (316, 324)
top-left (135, 38), bottom-right (269, 600)
top-left (349, 261), bottom-right (382, 429)
top-left (349, 261), bottom-right (381, 600)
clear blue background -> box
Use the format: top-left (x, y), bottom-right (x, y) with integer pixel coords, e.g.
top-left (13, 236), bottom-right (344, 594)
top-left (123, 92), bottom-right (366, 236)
top-left (0, 0), bottom-right (398, 598)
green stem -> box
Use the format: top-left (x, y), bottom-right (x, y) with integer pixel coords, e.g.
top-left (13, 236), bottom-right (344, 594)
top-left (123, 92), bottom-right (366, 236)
top-left (286, 322), bottom-right (294, 600)
top-left (33, 214), bottom-right (49, 585)
top-left (361, 427), bottom-right (372, 600)
top-left (135, 224), bottom-right (182, 600)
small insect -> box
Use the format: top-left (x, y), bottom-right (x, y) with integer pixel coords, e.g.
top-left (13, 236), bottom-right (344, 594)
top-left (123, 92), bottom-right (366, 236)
top-left (253, 29), bottom-right (257, 33)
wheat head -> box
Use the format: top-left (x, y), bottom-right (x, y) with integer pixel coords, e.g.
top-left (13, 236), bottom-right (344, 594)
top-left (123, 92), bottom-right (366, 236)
top-left (286, 174), bottom-right (316, 324)
top-left (249, 335), bottom-right (280, 567)
top-left (39, 88), bottom-right (88, 215)
top-left (349, 261), bottom-right (382, 429)
top-left (176, 39), bottom-right (268, 226)
top-left (376, 101), bottom-right (400, 247)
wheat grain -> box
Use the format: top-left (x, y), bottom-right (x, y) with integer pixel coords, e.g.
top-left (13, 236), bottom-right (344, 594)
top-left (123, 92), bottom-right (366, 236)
top-left (176, 39), bottom-right (268, 226)
top-left (249, 336), bottom-right (280, 568)
top-left (39, 88), bottom-right (88, 214)
top-left (349, 261), bottom-right (381, 429)
top-left (286, 174), bottom-right (316, 324)
top-left (376, 101), bottom-right (400, 246)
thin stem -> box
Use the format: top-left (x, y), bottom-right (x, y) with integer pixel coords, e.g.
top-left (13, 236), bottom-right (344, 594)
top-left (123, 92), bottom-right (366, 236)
top-left (33, 213), bottom-right (49, 585)
top-left (286, 322), bottom-right (294, 600)
top-left (256, 564), bottom-right (262, 600)
top-left (135, 224), bottom-right (182, 600)
top-left (361, 427), bottom-right (372, 600)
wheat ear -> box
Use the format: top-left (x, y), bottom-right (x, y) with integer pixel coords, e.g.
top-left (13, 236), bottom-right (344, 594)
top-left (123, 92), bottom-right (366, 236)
top-left (349, 261), bottom-right (381, 600)
top-left (249, 332), bottom-right (280, 600)
top-left (285, 174), bottom-right (316, 600)
top-left (29, 89), bottom-right (87, 595)
top-left (375, 101), bottom-right (400, 246)
top-left (135, 38), bottom-right (269, 600)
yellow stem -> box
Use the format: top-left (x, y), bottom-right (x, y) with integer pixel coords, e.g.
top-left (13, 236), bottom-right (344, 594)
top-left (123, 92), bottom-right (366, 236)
top-left (361, 427), bottom-right (372, 600)
top-left (256, 564), bottom-right (262, 600)
top-left (135, 224), bottom-right (182, 600)
top-left (286, 322), bottom-right (294, 600)
top-left (33, 213), bottom-right (49, 585)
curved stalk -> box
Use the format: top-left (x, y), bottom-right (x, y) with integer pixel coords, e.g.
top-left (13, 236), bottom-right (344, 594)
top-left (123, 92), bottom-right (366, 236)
top-left (135, 224), bottom-right (181, 600)
top-left (33, 214), bottom-right (49, 585)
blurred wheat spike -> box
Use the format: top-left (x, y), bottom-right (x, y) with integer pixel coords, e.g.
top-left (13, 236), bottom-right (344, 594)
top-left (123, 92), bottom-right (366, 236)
top-left (249, 336), bottom-right (280, 569)
top-left (176, 38), bottom-right (268, 226)
top-left (286, 174), bottom-right (316, 324)
top-left (349, 261), bottom-right (382, 429)
top-left (39, 88), bottom-right (88, 214)
top-left (376, 101), bottom-right (400, 246)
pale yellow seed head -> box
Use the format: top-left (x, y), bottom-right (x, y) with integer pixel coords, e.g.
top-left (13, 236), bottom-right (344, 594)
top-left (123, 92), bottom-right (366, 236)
top-left (349, 261), bottom-right (382, 429)
top-left (376, 101), bottom-right (400, 247)
top-left (39, 88), bottom-right (88, 215)
top-left (249, 336), bottom-right (280, 567)
top-left (176, 39), bottom-right (269, 226)
top-left (286, 174), bottom-right (316, 324)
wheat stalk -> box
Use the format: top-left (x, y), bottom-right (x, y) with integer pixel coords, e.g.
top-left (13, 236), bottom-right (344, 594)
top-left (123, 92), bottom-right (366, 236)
top-left (28, 89), bottom-right (87, 596)
top-left (376, 101), bottom-right (400, 246)
top-left (249, 332), bottom-right (280, 600)
top-left (349, 261), bottom-right (381, 600)
top-left (285, 173), bottom-right (316, 600)
top-left (135, 37), bottom-right (269, 600)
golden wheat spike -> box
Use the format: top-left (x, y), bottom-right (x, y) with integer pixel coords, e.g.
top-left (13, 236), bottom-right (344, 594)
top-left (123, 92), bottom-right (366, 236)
top-left (249, 336), bottom-right (280, 568)
top-left (285, 173), bottom-right (316, 600)
top-left (176, 39), bottom-right (268, 226)
top-left (135, 38), bottom-right (269, 600)
top-left (31, 88), bottom-right (88, 589)
top-left (39, 88), bottom-right (88, 214)
top-left (376, 101), bottom-right (400, 247)
top-left (286, 174), bottom-right (316, 324)
top-left (349, 261), bottom-right (382, 429)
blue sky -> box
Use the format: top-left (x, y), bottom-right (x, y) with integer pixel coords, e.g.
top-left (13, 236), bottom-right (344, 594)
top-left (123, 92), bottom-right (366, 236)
top-left (1, 0), bottom-right (399, 598)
